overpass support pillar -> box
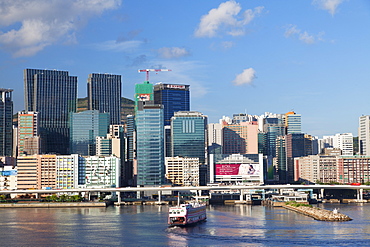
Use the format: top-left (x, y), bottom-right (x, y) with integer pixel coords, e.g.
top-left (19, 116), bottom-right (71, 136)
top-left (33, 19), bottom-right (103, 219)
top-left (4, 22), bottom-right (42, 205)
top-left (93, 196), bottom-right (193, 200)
top-left (117, 191), bottom-right (121, 204)
top-left (357, 189), bottom-right (363, 201)
top-left (320, 189), bottom-right (324, 199)
top-left (158, 191), bottom-right (162, 203)
top-left (198, 190), bottom-right (202, 197)
top-left (239, 189), bottom-right (244, 201)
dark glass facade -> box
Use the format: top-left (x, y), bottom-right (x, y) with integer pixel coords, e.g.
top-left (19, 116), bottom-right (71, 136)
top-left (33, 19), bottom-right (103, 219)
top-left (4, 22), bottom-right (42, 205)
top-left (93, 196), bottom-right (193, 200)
top-left (24, 69), bottom-right (77, 154)
top-left (69, 110), bottom-right (109, 156)
top-left (154, 83), bottom-right (190, 126)
top-left (171, 111), bottom-right (207, 164)
top-left (88, 73), bottom-right (122, 125)
top-left (0, 89), bottom-right (13, 156)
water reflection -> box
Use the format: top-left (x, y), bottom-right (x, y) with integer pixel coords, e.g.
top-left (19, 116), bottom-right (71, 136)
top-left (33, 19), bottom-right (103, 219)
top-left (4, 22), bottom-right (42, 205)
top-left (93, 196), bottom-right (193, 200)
top-left (1, 204), bottom-right (370, 246)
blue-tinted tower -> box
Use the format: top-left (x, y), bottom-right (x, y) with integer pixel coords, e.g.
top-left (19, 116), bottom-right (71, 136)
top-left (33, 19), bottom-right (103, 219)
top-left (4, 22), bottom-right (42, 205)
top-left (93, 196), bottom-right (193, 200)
top-left (69, 110), bottom-right (109, 156)
top-left (136, 103), bottom-right (165, 185)
top-left (154, 83), bottom-right (190, 126)
top-left (171, 111), bottom-right (207, 164)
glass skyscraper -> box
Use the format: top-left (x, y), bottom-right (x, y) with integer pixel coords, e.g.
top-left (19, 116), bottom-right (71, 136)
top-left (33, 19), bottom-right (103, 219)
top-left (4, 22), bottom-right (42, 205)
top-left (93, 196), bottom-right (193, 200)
top-left (153, 83), bottom-right (190, 126)
top-left (136, 103), bottom-right (165, 185)
top-left (171, 111), bottom-right (207, 164)
top-left (87, 73), bottom-right (122, 125)
top-left (24, 69), bottom-right (77, 154)
top-left (69, 110), bottom-right (109, 156)
top-left (0, 88), bottom-right (13, 156)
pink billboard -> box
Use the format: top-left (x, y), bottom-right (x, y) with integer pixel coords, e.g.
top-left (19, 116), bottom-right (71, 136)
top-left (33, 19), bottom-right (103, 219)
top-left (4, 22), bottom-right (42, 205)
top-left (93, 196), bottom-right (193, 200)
top-left (215, 163), bottom-right (259, 176)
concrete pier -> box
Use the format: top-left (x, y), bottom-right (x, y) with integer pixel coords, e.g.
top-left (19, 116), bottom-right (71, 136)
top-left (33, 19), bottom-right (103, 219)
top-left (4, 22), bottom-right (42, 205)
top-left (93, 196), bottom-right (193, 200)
top-left (283, 205), bottom-right (352, 221)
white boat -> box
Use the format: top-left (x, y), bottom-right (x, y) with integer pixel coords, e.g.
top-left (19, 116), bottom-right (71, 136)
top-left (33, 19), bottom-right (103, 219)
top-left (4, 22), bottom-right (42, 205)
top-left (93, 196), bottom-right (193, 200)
top-left (168, 199), bottom-right (207, 226)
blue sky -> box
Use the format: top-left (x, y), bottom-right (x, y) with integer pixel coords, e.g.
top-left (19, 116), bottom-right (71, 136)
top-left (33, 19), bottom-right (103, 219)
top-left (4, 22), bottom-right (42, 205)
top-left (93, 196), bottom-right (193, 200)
top-left (1, 0), bottom-right (370, 137)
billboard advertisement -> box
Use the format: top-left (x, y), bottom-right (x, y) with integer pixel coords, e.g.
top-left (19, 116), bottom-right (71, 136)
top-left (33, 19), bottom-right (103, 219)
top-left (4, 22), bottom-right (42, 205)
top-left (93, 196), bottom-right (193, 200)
top-left (138, 94), bottom-right (150, 101)
top-left (215, 163), bottom-right (260, 176)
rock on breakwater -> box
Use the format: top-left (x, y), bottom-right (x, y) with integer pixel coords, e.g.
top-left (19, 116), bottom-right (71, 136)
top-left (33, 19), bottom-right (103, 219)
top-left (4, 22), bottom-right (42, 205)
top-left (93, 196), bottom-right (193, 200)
top-left (283, 205), bottom-right (352, 221)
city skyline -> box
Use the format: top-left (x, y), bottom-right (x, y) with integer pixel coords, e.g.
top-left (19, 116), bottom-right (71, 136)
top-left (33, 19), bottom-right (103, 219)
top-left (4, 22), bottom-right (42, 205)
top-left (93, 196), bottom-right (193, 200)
top-left (1, 0), bottom-right (370, 137)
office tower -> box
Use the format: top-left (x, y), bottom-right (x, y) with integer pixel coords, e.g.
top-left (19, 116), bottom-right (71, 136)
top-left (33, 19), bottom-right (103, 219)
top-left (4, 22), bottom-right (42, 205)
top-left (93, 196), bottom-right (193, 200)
top-left (153, 83), bottom-right (190, 126)
top-left (87, 73), bottom-right (122, 125)
top-left (165, 156), bottom-right (200, 186)
top-left (286, 133), bottom-right (307, 183)
top-left (265, 124), bottom-right (286, 158)
top-left (18, 111), bottom-right (40, 156)
top-left (222, 121), bottom-right (259, 155)
top-left (136, 103), bottom-right (165, 186)
top-left (0, 88), bottom-right (13, 156)
top-left (275, 136), bottom-right (286, 182)
top-left (359, 115), bottom-right (370, 155)
top-left (171, 111), bottom-right (208, 165)
top-left (285, 111), bottom-right (302, 134)
top-left (24, 69), bottom-right (77, 154)
top-left (69, 110), bottom-right (109, 156)
top-left (125, 115), bottom-right (135, 186)
top-left (134, 81), bottom-right (153, 112)
top-left (208, 123), bottom-right (223, 155)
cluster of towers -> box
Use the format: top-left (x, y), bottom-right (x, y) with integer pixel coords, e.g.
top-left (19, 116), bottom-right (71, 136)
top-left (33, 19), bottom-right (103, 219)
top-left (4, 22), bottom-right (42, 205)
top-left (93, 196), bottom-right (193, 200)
top-left (3, 68), bottom-right (370, 190)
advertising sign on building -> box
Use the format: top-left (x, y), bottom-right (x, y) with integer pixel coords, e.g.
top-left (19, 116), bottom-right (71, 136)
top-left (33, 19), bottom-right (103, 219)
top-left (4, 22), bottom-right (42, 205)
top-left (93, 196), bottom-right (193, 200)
top-left (138, 94), bottom-right (150, 101)
top-left (167, 84), bottom-right (185, 89)
top-left (215, 163), bottom-right (260, 176)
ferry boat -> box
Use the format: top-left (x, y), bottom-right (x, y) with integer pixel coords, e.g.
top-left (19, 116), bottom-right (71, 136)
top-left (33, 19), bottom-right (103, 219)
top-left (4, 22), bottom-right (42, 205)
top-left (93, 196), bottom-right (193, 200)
top-left (168, 199), bottom-right (207, 227)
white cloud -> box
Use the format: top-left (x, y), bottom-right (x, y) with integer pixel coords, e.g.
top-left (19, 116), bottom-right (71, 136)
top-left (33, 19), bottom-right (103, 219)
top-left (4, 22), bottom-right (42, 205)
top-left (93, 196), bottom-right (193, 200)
top-left (284, 25), bottom-right (324, 44)
top-left (0, 0), bottom-right (121, 57)
top-left (221, 41), bottom-right (235, 49)
top-left (232, 68), bottom-right (256, 86)
top-left (194, 0), bottom-right (263, 38)
top-left (157, 47), bottom-right (190, 59)
top-left (313, 0), bottom-right (344, 16)
top-left (92, 40), bottom-right (143, 52)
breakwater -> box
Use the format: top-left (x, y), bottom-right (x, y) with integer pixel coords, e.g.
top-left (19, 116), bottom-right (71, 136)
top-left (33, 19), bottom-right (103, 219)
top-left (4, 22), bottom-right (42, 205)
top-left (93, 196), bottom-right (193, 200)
top-left (283, 204), bottom-right (352, 221)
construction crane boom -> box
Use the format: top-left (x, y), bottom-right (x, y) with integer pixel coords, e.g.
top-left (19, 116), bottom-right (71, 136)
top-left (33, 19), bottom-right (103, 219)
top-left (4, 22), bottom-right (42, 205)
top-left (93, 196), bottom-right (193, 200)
top-left (138, 69), bottom-right (171, 82)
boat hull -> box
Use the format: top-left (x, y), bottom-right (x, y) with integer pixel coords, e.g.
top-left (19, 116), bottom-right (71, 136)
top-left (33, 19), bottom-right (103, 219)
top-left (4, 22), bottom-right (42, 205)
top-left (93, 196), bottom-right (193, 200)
top-left (168, 203), bottom-right (207, 227)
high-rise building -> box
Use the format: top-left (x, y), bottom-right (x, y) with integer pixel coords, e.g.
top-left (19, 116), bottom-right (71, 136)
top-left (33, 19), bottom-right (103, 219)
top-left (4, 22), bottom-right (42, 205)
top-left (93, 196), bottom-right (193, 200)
top-left (24, 69), bottom-right (77, 154)
top-left (136, 103), bottom-right (165, 186)
top-left (208, 123), bottom-right (223, 155)
top-left (87, 73), bottom-right (122, 125)
top-left (69, 110), bottom-right (109, 156)
top-left (171, 111), bottom-right (208, 164)
top-left (134, 81), bottom-right (153, 112)
top-left (222, 121), bottom-right (259, 155)
top-left (332, 133), bottom-right (353, 156)
top-left (359, 115), bottom-right (370, 155)
top-left (0, 88), bottom-right (13, 156)
top-left (285, 111), bottom-right (302, 134)
top-left (153, 83), bottom-right (190, 126)
top-left (18, 111), bottom-right (40, 156)
top-left (286, 133), bottom-right (308, 183)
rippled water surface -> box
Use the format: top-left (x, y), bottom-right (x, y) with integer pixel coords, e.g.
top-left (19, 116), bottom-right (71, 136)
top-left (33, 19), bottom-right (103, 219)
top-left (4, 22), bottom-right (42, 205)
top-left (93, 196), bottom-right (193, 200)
top-left (0, 203), bottom-right (369, 246)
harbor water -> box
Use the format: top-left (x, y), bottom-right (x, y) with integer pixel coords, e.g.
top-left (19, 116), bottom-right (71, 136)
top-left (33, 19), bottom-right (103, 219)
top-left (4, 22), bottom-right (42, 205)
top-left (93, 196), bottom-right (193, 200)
top-left (0, 203), bottom-right (369, 246)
